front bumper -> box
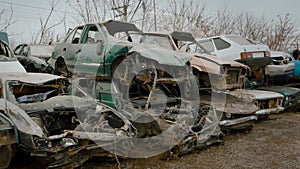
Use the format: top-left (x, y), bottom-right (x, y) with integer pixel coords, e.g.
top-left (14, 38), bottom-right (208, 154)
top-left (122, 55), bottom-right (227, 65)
top-left (220, 115), bottom-right (257, 129)
top-left (255, 106), bottom-right (285, 116)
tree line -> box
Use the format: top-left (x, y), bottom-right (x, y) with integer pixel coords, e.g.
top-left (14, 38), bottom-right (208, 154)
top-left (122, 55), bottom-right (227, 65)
top-left (1, 0), bottom-right (299, 51)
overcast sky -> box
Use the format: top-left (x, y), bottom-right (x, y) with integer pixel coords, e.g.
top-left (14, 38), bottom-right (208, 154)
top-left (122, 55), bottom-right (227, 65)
top-left (1, 0), bottom-right (300, 43)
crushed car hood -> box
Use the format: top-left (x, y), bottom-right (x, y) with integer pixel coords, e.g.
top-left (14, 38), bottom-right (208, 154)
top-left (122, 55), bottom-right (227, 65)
top-left (196, 52), bottom-right (249, 69)
top-left (200, 92), bottom-right (258, 115)
top-left (128, 43), bottom-right (191, 66)
top-left (190, 52), bottom-right (249, 75)
top-left (0, 72), bottom-right (65, 84)
top-left (0, 99), bottom-right (44, 137)
top-left (230, 89), bottom-right (284, 100)
top-left (19, 95), bottom-right (96, 112)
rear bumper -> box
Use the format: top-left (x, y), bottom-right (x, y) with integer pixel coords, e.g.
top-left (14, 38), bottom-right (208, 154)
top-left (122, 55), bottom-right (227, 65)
top-left (265, 63), bottom-right (294, 76)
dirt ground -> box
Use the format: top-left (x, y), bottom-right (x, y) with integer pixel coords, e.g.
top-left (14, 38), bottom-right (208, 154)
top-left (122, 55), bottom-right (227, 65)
top-left (9, 112), bottom-right (300, 169)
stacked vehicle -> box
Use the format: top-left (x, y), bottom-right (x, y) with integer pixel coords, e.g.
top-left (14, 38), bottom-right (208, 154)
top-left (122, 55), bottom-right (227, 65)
top-left (139, 31), bottom-right (284, 130)
top-left (2, 21), bottom-right (300, 168)
top-left (195, 35), bottom-right (300, 112)
top-left (14, 43), bottom-right (54, 73)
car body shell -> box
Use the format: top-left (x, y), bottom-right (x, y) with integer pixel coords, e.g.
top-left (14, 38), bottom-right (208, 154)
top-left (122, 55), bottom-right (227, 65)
top-left (139, 31), bottom-right (260, 130)
top-left (0, 40), bottom-right (26, 73)
top-left (258, 86), bottom-right (300, 110)
top-left (51, 20), bottom-right (190, 78)
top-left (229, 89), bottom-right (284, 116)
top-left (196, 35), bottom-right (270, 61)
top-left (14, 44), bottom-right (54, 73)
top-left (265, 51), bottom-right (295, 82)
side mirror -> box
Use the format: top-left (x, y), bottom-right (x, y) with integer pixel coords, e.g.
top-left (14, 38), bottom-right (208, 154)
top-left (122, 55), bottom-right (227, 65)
top-left (96, 40), bottom-right (104, 55)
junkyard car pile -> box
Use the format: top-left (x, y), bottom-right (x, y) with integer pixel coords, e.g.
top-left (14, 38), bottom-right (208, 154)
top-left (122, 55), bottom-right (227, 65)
top-left (1, 20), bottom-right (300, 168)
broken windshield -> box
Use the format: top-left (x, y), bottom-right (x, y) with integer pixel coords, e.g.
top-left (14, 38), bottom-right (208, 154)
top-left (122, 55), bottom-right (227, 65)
top-left (141, 34), bottom-right (175, 50)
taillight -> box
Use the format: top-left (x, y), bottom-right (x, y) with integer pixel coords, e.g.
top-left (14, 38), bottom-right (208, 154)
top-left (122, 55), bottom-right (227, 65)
top-left (264, 51), bottom-right (270, 57)
top-left (240, 52), bottom-right (253, 59)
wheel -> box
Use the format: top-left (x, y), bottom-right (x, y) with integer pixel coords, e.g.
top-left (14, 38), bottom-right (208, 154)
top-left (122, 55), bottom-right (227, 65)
top-left (181, 75), bottom-right (199, 101)
top-left (0, 145), bottom-right (12, 169)
top-left (111, 57), bottom-right (132, 86)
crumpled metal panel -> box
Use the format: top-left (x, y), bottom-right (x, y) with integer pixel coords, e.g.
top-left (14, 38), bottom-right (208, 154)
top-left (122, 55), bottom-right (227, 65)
top-left (230, 89), bottom-right (284, 100)
top-left (0, 72), bottom-right (65, 85)
top-left (0, 99), bottom-right (44, 137)
top-left (129, 44), bottom-right (191, 66)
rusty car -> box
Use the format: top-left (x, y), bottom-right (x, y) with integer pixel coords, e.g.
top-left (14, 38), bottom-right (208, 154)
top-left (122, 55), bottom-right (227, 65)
top-left (139, 31), bottom-right (259, 130)
top-left (50, 20), bottom-right (198, 111)
top-left (67, 77), bottom-right (224, 159)
top-left (181, 36), bottom-right (285, 119)
top-left (0, 71), bottom-right (224, 168)
top-left (196, 35), bottom-right (272, 84)
top-left (14, 44), bottom-right (54, 73)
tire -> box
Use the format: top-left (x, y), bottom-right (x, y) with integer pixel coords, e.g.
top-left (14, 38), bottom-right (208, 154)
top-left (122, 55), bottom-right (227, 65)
top-left (181, 75), bottom-right (199, 101)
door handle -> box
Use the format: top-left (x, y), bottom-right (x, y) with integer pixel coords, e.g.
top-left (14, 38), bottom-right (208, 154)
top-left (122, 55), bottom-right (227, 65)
top-left (75, 49), bottom-right (81, 54)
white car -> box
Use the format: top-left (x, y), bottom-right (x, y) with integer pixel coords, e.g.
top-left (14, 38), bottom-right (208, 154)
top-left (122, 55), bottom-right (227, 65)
top-left (196, 35), bottom-right (273, 84)
top-left (14, 43), bottom-right (54, 60)
top-left (196, 35), bottom-right (271, 61)
top-left (266, 51), bottom-right (295, 81)
top-left (0, 40), bottom-right (26, 73)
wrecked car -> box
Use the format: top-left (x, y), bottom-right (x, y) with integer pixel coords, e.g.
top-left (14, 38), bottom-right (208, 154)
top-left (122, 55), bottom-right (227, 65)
top-left (196, 35), bottom-right (272, 84)
top-left (67, 78), bottom-right (223, 160)
top-left (0, 39), bottom-right (26, 73)
top-left (257, 86), bottom-right (300, 111)
top-left (181, 35), bottom-right (286, 119)
top-left (139, 31), bottom-right (258, 130)
top-left (0, 72), bottom-right (77, 168)
top-left (14, 44), bottom-right (54, 73)
top-left (14, 43), bottom-right (54, 60)
top-left (265, 51), bottom-right (295, 84)
top-left (0, 72), bottom-right (223, 168)
top-left (0, 72), bottom-right (134, 168)
top-left (50, 20), bottom-right (195, 103)
top-left (229, 87), bottom-right (284, 118)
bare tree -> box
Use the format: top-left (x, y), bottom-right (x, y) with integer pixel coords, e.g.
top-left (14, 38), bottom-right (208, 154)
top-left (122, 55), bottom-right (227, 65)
top-left (32, 0), bottom-right (65, 44)
top-left (234, 12), bottom-right (268, 40)
top-left (67, 0), bottom-right (113, 23)
top-left (210, 7), bottom-right (235, 36)
top-left (68, 0), bottom-right (144, 24)
top-left (66, 0), bottom-right (300, 50)
top-left (165, 0), bottom-right (212, 37)
top-left (0, 3), bottom-right (16, 32)
top-left (265, 14), bottom-right (300, 51)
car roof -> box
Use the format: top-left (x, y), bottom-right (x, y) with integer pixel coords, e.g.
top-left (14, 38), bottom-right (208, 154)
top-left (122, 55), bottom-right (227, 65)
top-left (102, 20), bottom-right (142, 36)
top-left (144, 31), bottom-right (196, 42)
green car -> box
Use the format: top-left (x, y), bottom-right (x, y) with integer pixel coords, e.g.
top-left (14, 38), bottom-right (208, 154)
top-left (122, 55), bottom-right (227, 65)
top-left (50, 20), bottom-right (195, 108)
top-left (258, 85), bottom-right (300, 111)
